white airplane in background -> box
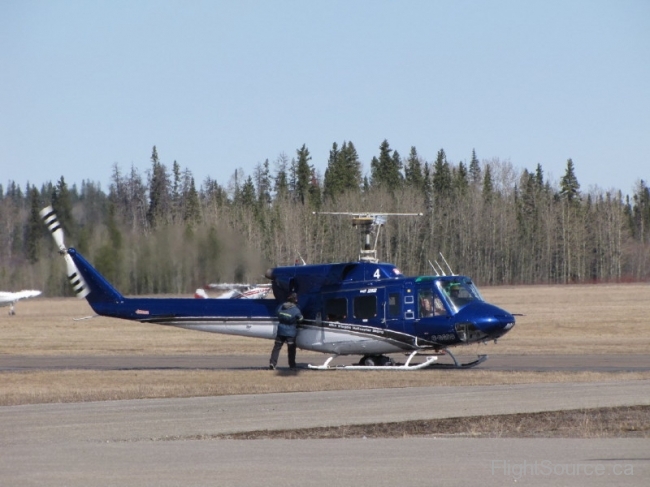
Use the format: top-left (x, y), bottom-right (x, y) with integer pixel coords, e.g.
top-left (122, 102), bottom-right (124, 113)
top-left (194, 283), bottom-right (272, 300)
top-left (0, 290), bottom-right (42, 315)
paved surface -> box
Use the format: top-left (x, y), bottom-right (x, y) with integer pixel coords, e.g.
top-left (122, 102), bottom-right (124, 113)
top-left (1, 380), bottom-right (649, 486)
top-left (3, 353), bottom-right (650, 372)
top-left (2, 438), bottom-right (648, 487)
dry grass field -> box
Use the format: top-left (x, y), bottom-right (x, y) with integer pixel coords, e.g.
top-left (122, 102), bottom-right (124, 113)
top-left (480, 283), bottom-right (650, 355)
top-left (1, 283), bottom-right (649, 406)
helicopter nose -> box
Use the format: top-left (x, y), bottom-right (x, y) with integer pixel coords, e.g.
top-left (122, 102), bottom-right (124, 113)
top-left (459, 303), bottom-right (516, 339)
top-left (479, 307), bottom-right (516, 338)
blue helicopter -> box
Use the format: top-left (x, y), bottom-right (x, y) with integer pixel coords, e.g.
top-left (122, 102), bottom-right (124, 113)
top-left (41, 207), bottom-right (515, 370)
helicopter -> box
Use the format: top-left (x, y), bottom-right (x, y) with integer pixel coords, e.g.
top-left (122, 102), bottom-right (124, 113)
top-left (40, 206), bottom-right (515, 370)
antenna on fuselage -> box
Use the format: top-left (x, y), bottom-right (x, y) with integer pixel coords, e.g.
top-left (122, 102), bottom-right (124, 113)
top-left (428, 260), bottom-right (440, 276)
top-left (439, 252), bottom-right (455, 275)
top-left (295, 251), bottom-right (307, 265)
top-left (433, 260), bottom-right (446, 276)
top-left (314, 212), bottom-right (422, 263)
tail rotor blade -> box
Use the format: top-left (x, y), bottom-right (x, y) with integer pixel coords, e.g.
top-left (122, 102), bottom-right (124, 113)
top-left (63, 253), bottom-right (89, 298)
top-left (39, 206), bottom-right (66, 252)
top-left (40, 205), bottom-right (90, 298)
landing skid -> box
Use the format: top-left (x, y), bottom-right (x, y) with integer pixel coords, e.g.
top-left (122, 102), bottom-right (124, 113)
top-left (429, 348), bottom-right (488, 369)
top-left (307, 351), bottom-right (438, 371)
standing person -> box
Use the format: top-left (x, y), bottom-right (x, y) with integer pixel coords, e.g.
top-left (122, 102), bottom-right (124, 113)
top-left (269, 292), bottom-right (302, 370)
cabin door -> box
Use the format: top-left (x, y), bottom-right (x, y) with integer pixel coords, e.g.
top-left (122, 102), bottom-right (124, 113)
top-left (384, 285), bottom-right (403, 330)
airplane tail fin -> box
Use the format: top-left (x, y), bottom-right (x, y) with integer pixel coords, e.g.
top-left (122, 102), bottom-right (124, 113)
top-left (40, 206), bottom-right (123, 303)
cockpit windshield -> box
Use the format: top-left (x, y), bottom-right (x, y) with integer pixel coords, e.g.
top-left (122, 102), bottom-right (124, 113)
top-left (435, 278), bottom-right (484, 314)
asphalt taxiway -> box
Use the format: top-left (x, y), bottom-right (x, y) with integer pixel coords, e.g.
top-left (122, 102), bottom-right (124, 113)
top-left (2, 353), bottom-right (650, 372)
top-left (1, 380), bottom-right (649, 487)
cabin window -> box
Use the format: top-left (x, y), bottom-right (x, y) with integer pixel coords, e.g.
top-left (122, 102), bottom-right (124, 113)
top-left (388, 293), bottom-right (400, 317)
top-left (354, 295), bottom-right (377, 320)
top-left (325, 297), bottom-right (347, 321)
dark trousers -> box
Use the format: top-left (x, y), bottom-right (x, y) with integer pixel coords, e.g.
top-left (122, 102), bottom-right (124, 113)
top-left (270, 335), bottom-right (296, 368)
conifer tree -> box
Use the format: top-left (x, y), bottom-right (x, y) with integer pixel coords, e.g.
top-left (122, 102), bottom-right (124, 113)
top-left (340, 141), bottom-right (362, 192)
top-left (171, 160), bottom-right (182, 223)
top-left (560, 158), bottom-right (581, 203)
top-left (323, 141), bottom-right (362, 200)
top-left (469, 148), bottom-right (481, 185)
top-left (454, 161), bottom-right (469, 195)
top-left (370, 139), bottom-right (402, 189)
top-left (391, 150), bottom-right (403, 188)
top-left (404, 146), bottom-right (424, 190)
top-left (183, 175), bottom-right (201, 225)
top-left (308, 167), bottom-right (322, 209)
top-left (630, 179), bottom-right (650, 242)
top-left (51, 176), bottom-right (74, 239)
top-left (323, 142), bottom-right (341, 200)
top-left (273, 152), bottom-right (290, 200)
top-left (432, 149), bottom-right (452, 198)
top-left (230, 168), bottom-right (242, 205)
top-left (239, 176), bottom-right (257, 208)
top-left (147, 146), bottom-right (171, 228)
top-left (202, 177), bottom-right (227, 208)
top-left (482, 164), bottom-right (494, 201)
top-left (295, 144), bottom-right (312, 205)
top-left (518, 170), bottom-right (537, 218)
top-left (535, 163), bottom-right (545, 189)
top-left (363, 176), bottom-right (370, 192)
top-left (254, 159), bottom-right (272, 206)
top-left (422, 162), bottom-right (433, 210)
top-left (369, 156), bottom-right (380, 188)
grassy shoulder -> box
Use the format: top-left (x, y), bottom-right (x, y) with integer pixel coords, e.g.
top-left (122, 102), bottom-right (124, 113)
top-left (213, 406), bottom-right (650, 440)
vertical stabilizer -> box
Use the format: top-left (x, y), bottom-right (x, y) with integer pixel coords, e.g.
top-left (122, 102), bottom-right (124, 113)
top-left (67, 248), bottom-right (123, 303)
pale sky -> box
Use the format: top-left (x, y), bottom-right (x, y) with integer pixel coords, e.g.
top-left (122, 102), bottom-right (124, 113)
top-left (2, 0), bottom-right (649, 196)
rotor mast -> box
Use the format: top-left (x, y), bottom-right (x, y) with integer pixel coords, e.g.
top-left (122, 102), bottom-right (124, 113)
top-left (315, 212), bottom-right (423, 263)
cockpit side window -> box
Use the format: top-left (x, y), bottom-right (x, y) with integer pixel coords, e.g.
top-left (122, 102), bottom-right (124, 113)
top-left (419, 289), bottom-right (447, 317)
top-left (433, 294), bottom-right (448, 316)
top-left (418, 290), bottom-right (434, 317)
top-left (437, 278), bottom-right (482, 313)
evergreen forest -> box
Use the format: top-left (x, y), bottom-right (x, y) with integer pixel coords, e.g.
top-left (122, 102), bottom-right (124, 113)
top-left (2, 141), bottom-right (649, 297)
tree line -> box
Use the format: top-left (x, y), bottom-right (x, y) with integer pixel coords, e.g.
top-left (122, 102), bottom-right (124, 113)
top-left (1, 141), bottom-right (649, 296)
